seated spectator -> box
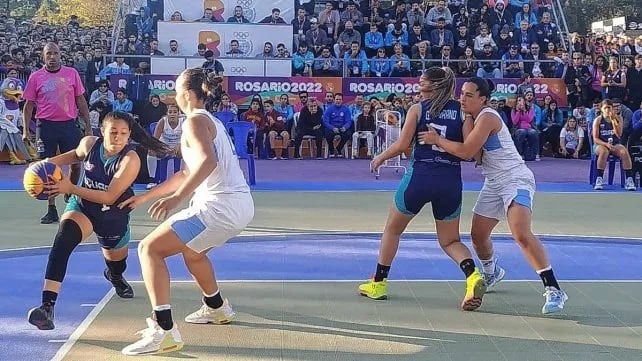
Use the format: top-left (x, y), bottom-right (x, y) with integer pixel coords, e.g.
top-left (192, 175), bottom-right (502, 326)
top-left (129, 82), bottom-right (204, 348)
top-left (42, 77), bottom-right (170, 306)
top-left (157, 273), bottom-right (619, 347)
top-left (259, 8), bottom-right (287, 24)
top-left (306, 18), bottom-right (329, 56)
top-left (88, 103), bottom-right (105, 136)
top-left (312, 47), bottom-right (339, 76)
top-left (227, 6), bottom-right (250, 23)
top-left (264, 100), bottom-right (290, 160)
top-left (592, 99), bottom-right (636, 190)
top-left (511, 96), bottom-right (539, 160)
top-left (559, 116), bottom-right (585, 159)
top-left (335, 20), bottom-right (362, 58)
top-left (202, 50), bottom-right (224, 75)
top-left (364, 22), bottom-right (385, 58)
top-left (411, 42), bottom-right (433, 76)
top-left (292, 42), bottom-right (314, 76)
top-left (293, 100), bottom-right (324, 159)
top-left (489, 96), bottom-right (512, 130)
top-left (370, 47), bottom-right (392, 77)
top-left (502, 45), bottom-right (524, 78)
top-left (138, 94), bottom-right (167, 131)
top-left (539, 99), bottom-right (563, 157)
top-left (429, 17), bottom-right (454, 57)
top-left (514, 3), bottom-right (537, 30)
top-left (453, 23), bottom-right (473, 57)
top-left (457, 46), bottom-right (478, 77)
top-left (476, 43), bottom-right (501, 78)
top-left (343, 41), bottom-right (369, 76)
top-left (274, 94), bottom-right (295, 133)
top-left (489, 1), bottom-right (513, 38)
top-left (240, 98), bottom-right (269, 158)
top-left (226, 40), bottom-right (245, 57)
top-left (389, 43), bottom-right (411, 76)
top-left (629, 100), bottom-right (642, 148)
top-left (408, 22), bottom-right (429, 55)
top-left (146, 104), bottom-right (183, 189)
top-left (384, 22), bottom-right (409, 54)
top-left (98, 53), bottom-right (131, 80)
top-left (89, 80), bottom-right (114, 108)
top-left (323, 93), bottom-right (353, 158)
top-left (112, 88), bottom-right (133, 113)
top-left (352, 98), bottom-right (376, 158)
top-left (216, 93), bottom-right (238, 114)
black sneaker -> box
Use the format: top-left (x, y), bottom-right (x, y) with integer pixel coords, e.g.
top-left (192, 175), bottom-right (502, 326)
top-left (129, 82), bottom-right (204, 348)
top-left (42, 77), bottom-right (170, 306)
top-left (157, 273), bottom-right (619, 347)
top-left (40, 209), bottom-right (59, 224)
top-left (103, 268), bottom-right (134, 298)
top-left (28, 304), bottom-right (55, 330)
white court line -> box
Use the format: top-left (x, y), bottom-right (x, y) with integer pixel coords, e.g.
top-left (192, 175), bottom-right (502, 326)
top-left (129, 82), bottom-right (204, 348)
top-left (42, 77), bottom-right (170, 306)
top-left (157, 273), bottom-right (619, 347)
top-left (1, 232), bottom-right (641, 254)
top-left (50, 289), bottom-right (115, 361)
top-left (80, 304), bottom-right (98, 307)
top-left (129, 279), bottom-right (642, 284)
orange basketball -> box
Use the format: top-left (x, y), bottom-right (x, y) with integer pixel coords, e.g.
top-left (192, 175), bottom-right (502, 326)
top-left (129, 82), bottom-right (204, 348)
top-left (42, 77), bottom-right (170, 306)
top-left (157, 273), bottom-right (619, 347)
top-left (23, 161), bottom-right (63, 200)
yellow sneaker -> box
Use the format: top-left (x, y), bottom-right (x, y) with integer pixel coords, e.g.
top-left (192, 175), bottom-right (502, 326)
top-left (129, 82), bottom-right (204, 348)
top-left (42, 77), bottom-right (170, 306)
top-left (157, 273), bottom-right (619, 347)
top-left (461, 268), bottom-right (486, 311)
top-left (358, 278), bottom-right (388, 300)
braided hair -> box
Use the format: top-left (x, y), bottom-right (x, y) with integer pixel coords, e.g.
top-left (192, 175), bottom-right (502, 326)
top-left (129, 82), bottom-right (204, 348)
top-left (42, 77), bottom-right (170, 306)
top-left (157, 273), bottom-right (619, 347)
top-left (421, 67), bottom-right (456, 118)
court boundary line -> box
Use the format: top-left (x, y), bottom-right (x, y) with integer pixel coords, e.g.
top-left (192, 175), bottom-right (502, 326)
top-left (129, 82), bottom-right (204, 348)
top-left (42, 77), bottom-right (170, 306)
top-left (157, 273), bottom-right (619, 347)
top-left (128, 279), bottom-right (642, 283)
top-left (2, 231), bottom-right (641, 254)
top-left (50, 289), bottom-right (115, 361)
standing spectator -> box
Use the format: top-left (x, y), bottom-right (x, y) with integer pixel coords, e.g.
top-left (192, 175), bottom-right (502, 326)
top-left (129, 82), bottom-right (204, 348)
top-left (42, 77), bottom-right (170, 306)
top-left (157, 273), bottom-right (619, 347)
top-left (601, 57), bottom-right (627, 100)
top-left (22, 43), bottom-right (91, 224)
top-left (626, 55), bottom-right (642, 111)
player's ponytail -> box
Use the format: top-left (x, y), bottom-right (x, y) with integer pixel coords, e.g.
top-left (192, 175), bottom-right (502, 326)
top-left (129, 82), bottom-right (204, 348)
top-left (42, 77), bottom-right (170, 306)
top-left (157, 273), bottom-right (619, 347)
top-left (423, 66), bottom-right (456, 118)
top-left (105, 111), bottom-right (174, 158)
top-left (181, 68), bottom-right (223, 101)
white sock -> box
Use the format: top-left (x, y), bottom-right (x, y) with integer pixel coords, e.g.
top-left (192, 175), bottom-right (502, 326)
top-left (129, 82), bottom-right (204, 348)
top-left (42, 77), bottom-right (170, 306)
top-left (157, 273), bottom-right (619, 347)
top-left (480, 257), bottom-right (495, 274)
top-left (153, 304), bottom-right (171, 311)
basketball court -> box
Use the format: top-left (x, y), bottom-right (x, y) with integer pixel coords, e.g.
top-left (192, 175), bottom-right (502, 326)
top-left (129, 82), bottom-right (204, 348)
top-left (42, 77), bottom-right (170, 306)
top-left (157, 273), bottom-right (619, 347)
top-left (1, 160), bottom-right (641, 361)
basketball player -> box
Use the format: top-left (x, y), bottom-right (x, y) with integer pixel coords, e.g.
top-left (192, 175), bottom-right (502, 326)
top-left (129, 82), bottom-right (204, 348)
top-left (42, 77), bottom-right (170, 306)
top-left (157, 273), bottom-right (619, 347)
top-left (119, 69), bottom-right (254, 355)
top-left (361, 67), bottom-right (487, 311)
top-left (27, 112), bottom-right (173, 330)
top-left (421, 77), bottom-right (568, 314)
top-left (146, 104), bottom-right (184, 189)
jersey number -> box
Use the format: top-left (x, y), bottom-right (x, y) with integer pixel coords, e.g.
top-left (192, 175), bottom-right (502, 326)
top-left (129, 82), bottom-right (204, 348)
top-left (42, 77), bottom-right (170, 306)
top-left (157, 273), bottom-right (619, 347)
top-left (430, 123), bottom-right (447, 152)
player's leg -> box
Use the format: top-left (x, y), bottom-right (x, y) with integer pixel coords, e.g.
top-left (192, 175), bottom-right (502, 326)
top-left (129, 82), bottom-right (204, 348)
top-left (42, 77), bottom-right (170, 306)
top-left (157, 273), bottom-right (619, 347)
top-left (359, 173), bottom-right (419, 300)
top-left (594, 144), bottom-right (609, 190)
top-left (470, 185), bottom-right (506, 291)
top-left (506, 200), bottom-right (568, 314)
top-left (432, 183), bottom-right (486, 311)
top-left (102, 227), bottom-right (134, 299)
top-left (122, 222), bottom-right (186, 356)
top-left (27, 210), bottom-right (93, 330)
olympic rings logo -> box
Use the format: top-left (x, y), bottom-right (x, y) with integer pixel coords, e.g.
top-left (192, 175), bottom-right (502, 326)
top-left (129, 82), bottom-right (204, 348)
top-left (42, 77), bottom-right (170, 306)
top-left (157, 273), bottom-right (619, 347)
top-left (230, 67), bottom-right (248, 74)
top-left (232, 32), bottom-right (251, 39)
top-left (236, 0), bottom-right (253, 8)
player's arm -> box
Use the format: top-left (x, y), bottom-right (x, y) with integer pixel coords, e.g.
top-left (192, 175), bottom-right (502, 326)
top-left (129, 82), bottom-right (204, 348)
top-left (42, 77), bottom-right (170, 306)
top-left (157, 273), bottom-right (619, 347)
top-left (46, 136), bottom-right (96, 166)
top-left (434, 112), bottom-right (500, 160)
top-left (376, 104), bottom-right (419, 161)
top-left (613, 115), bottom-right (624, 138)
top-left (462, 112), bottom-right (482, 162)
top-left (172, 114), bottom-right (217, 201)
top-left (69, 150), bottom-right (141, 205)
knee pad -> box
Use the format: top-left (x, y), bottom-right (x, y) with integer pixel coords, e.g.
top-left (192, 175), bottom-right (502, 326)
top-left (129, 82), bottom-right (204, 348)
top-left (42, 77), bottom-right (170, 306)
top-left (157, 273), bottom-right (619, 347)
top-left (45, 219), bottom-right (83, 283)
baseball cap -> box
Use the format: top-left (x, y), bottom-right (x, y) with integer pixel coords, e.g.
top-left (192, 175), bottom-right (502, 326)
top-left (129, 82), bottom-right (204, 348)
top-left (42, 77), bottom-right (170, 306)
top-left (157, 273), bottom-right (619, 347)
top-left (490, 96), bottom-right (499, 102)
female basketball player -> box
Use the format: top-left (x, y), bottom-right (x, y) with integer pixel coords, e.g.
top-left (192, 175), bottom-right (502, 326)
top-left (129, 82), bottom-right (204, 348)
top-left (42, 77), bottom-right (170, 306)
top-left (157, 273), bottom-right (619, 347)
top-left (421, 77), bottom-right (568, 314)
top-left (146, 103), bottom-right (184, 189)
top-left (27, 111), bottom-right (172, 331)
top-left (361, 67), bottom-right (487, 311)
top-left (119, 69), bottom-right (254, 356)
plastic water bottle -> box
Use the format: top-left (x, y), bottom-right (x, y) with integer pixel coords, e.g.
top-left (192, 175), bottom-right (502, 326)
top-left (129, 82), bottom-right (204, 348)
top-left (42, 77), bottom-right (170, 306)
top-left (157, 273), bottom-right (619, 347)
top-left (636, 172), bottom-right (640, 188)
top-left (36, 138), bottom-right (45, 154)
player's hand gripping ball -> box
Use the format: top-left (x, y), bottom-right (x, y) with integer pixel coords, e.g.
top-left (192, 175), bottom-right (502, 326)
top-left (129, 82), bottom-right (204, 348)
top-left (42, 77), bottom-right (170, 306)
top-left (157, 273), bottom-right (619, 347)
top-left (23, 161), bottom-right (63, 200)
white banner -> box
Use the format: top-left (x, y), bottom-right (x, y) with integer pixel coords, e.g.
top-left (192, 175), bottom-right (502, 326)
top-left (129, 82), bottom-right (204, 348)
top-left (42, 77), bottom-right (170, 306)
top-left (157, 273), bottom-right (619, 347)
top-left (163, 0), bottom-right (295, 23)
top-left (157, 21), bottom-right (293, 58)
top-left (150, 57), bottom-right (293, 77)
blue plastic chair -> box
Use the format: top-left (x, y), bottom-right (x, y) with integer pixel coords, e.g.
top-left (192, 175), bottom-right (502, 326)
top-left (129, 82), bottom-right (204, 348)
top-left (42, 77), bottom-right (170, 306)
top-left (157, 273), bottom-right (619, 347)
top-left (227, 121), bottom-right (257, 185)
top-left (213, 111), bottom-right (237, 126)
top-left (149, 121), bottom-right (182, 183)
top-left (587, 128), bottom-right (624, 187)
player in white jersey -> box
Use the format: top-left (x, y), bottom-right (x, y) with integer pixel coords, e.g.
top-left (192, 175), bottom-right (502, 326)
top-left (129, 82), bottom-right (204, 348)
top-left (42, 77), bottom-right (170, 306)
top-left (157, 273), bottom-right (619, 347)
top-left (421, 77), bottom-right (568, 315)
top-left (119, 69), bottom-right (254, 356)
top-left (146, 104), bottom-right (185, 188)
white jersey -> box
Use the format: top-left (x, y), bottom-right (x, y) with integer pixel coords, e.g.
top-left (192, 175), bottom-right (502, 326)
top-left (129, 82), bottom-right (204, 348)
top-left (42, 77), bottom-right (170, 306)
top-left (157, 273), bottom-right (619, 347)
top-left (475, 107), bottom-right (527, 179)
top-left (160, 115), bottom-right (184, 147)
top-left (182, 109), bottom-right (250, 202)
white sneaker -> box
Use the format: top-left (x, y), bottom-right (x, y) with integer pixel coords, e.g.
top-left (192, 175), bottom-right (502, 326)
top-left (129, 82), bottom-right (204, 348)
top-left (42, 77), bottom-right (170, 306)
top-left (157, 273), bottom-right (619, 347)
top-left (121, 318), bottom-right (183, 356)
top-left (184, 299), bottom-right (235, 324)
top-left (625, 177), bottom-right (636, 191)
top-left (594, 176), bottom-right (604, 190)
top-left (542, 287), bottom-right (569, 315)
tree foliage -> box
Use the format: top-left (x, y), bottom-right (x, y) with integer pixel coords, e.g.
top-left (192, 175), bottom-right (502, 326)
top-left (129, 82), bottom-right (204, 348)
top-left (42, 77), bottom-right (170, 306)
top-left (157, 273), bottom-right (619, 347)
top-left (2, 0), bottom-right (40, 20)
top-left (35, 0), bottom-right (117, 27)
top-left (563, 0), bottom-right (641, 33)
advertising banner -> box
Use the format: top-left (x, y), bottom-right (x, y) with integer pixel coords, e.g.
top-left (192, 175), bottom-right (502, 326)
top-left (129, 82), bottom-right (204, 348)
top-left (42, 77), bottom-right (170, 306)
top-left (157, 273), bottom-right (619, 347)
top-left (341, 77), bottom-right (568, 107)
top-left (163, 0), bottom-right (295, 24)
top-left (150, 57), bottom-right (293, 77)
top-left (157, 22), bottom-right (293, 58)
top-left (226, 76), bottom-right (343, 108)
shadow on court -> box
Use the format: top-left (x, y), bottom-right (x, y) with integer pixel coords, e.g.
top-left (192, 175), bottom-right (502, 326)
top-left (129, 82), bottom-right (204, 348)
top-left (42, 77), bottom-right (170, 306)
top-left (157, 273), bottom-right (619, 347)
top-left (63, 282), bottom-right (642, 361)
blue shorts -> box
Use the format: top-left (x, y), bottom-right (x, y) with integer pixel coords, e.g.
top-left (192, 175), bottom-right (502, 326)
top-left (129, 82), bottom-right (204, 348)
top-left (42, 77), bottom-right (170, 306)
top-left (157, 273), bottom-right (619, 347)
top-left (65, 196), bottom-right (131, 250)
top-left (38, 120), bottom-right (83, 158)
top-left (394, 168), bottom-right (462, 221)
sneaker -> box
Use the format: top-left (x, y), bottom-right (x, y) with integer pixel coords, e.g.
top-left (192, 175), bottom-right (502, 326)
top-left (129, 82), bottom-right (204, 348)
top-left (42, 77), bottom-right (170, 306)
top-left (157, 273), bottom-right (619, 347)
top-left (358, 278), bottom-right (387, 300)
top-left (483, 265), bottom-right (506, 292)
top-left (28, 304), bottom-right (55, 330)
top-left (121, 318), bottom-right (183, 355)
top-left (104, 268), bottom-right (134, 299)
top-left (184, 299), bottom-right (235, 324)
top-left (461, 268), bottom-right (486, 311)
top-left (40, 208), bottom-right (59, 224)
top-left (625, 177), bottom-right (636, 191)
top-left (594, 176), bottom-right (604, 190)
top-left (542, 287), bottom-right (568, 314)
top-left (535, 155), bottom-right (541, 161)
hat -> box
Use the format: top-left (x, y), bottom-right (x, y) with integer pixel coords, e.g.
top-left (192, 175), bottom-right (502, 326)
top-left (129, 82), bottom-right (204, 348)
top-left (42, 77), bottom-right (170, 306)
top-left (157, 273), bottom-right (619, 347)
top-left (310, 17), bottom-right (318, 24)
top-left (510, 44), bottom-right (519, 50)
top-left (495, 0), bottom-right (505, 6)
top-left (490, 96), bottom-right (499, 102)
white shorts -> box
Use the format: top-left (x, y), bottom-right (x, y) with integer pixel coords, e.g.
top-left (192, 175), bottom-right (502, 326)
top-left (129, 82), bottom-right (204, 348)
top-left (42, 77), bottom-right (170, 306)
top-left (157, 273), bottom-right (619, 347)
top-left (168, 192), bottom-right (254, 253)
top-left (472, 169), bottom-right (536, 220)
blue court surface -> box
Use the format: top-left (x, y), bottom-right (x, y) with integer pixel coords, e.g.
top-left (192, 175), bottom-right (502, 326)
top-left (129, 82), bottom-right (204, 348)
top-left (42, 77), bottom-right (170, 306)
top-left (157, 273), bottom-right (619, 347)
top-left (2, 233), bottom-right (642, 361)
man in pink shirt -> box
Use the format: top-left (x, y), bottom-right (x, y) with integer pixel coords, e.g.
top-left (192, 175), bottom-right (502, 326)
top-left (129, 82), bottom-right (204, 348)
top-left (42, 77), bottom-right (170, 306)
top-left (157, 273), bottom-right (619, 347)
top-left (22, 43), bottom-right (91, 224)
